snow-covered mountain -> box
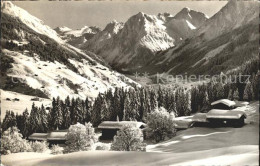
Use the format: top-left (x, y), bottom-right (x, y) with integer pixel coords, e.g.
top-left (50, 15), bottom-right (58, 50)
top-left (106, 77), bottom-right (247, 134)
top-left (196, 0), bottom-right (258, 41)
top-left (140, 0), bottom-right (258, 76)
top-left (1, 1), bottom-right (63, 43)
top-left (55, 26), bottom-right (100, 48)
top-left (165, 7), bottom-right (208, 41)
top-left (82, 9), bottom-right (207, 71)
top-left (1, 1), bottom-right (138, 101)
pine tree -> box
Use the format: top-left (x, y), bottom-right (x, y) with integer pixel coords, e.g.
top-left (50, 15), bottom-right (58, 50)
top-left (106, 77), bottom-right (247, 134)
top-left (84, 97), bottom-right (91, 122)
top-left (150, 90), bottom-right (158, 112)
top-left (112, 88), bottom-right (122, 121)
top-left (2, 110), bottom-right (17, 132)
top-left (20, 108), bottom-right (29, 137)
top-left (28, 103), bottom-right (40, 134)
top-left (157, 86), bottom-right (164, 108)
top-left (48, 97), bottom-right (57, 130)
top-left (53, 97), bottom-right (63, 130)
top-left (39, 105), bottom-right (48, 132)
top-left (243, 83), bottom-right (253, 101)
top-left (123, 93), bottom-right (131, 121)
top-left (63, 106), bottom-right (71, 129)
top-left (100, 96), bottom-right (109, 121)
top-left (201, 92), bottom-right (210, 112)
top-left (91, 94), bottom-right (102, 127)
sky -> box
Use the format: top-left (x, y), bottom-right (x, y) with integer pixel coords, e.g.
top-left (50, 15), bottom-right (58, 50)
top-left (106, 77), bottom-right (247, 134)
top-left (13, 1), bottom-right (227, 30)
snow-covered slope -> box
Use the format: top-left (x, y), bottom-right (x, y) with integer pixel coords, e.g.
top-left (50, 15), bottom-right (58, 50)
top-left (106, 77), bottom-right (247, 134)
top-left (197, 0), bottom-right (258, 41)
top-left (1, 1), bottom-right (139, 101)
top-left (82, 9), bottom-right (207, 71)
top-left (3, 49), bottom-right (136, 100)
top-left (1, 1), bottom-right (63, 43)
top-left (1, 90), bottom-right (52, 120)
top-left (55, 26), bottom-right (100, 48)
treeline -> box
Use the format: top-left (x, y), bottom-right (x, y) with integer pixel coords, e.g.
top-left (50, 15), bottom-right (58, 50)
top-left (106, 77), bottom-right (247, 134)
top-left (1, 86), bottom-right (190, 137)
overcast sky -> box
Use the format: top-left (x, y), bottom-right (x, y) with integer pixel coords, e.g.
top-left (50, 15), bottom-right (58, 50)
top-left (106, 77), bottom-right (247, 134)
top-left (13, 1), bottom-right (227, 30)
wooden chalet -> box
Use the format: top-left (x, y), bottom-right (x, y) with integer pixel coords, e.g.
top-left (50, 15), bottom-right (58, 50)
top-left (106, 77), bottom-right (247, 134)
top-left (28, 129), bottom-right (68, 146)
top-left (98, 121), bottom-right (146, 140)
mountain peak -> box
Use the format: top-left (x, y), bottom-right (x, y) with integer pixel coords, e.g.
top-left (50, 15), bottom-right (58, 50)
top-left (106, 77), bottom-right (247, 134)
top-left (2, 1), bottom-right (63, 43)
top-left (158, 12), bottom-right (174, 21)
top-left (103, 21), bottom-right (124, 34)
top-left (175, 7), bottom-right (196, 20)
top-left (55, 26), bottom-right (72, 33)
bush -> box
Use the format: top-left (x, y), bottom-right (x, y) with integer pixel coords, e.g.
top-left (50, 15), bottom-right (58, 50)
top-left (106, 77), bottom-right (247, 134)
top-left (1, 127), bottom-right (31, 154)
top-left (147, 107), bottom-right (176, 142)
top-left (51, 145), bottom-right (63, 154)
top-left (111, 125), bottom-right (146, 151)
top-left (64, 122), bottom-right (97, 153)
top-left (30, 141), bottom-right (49, 153)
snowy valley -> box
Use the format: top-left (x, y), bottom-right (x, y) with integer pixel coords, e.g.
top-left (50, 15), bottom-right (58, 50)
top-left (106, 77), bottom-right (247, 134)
top-left (1, 1), bottom-right (259, 166)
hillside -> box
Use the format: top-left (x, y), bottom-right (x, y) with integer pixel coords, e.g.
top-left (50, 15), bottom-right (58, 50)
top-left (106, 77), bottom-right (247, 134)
top-left (0, 1), bottom-right (138, 100)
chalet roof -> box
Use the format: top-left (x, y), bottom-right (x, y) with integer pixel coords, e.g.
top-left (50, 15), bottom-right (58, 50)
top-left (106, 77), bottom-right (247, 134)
top-left (28, 133), bottom-right (48, 141)
top-left (211, 99), bottom-right (236, 107)
top-left (206, 109), bottom-right (247, 119)
top-left (98, 121), bottom-right (146, 129)
top-left (47, 130), bottom-right (68, 140)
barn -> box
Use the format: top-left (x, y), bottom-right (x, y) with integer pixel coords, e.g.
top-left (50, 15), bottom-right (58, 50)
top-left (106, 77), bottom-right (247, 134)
top-left (98, 121), bottom-right (146, 140)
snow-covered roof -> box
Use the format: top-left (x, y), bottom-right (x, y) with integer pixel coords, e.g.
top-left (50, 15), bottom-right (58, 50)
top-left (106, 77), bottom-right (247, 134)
top-left (28, 133), bottom-right (48, 141)
top-left (98, 121), bottom-right (146, 129)
top-left (206, 109), bottom-right (247, 119)
top-left (211, 99), bottom-right (236, 107)
top-left (47, 130), bottom-right (68, 140)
